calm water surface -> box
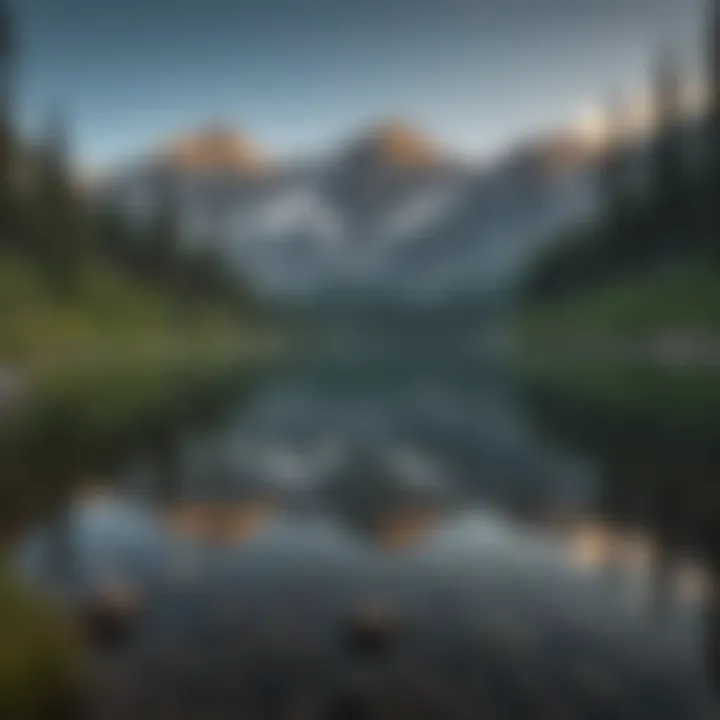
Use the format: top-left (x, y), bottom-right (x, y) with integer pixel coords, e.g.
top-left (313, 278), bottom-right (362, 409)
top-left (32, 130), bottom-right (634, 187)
top-left (10, 348), bottom-right (720, 719)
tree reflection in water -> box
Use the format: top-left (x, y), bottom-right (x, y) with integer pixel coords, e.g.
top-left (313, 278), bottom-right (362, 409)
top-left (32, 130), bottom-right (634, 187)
top-left (6, 361), bottom-right (720, 718)
top-left (521, 366), bottom-right (720, 702)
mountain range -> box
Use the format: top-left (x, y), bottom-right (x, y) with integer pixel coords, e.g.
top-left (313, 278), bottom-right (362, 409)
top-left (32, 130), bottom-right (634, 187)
top-left (99, 119), bottom-right (608, 306)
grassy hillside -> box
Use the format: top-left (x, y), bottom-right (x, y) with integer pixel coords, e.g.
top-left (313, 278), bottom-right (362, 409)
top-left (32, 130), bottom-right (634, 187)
top-left (515, 258), bottom-right (720, 354)
top-left (0, 249), bottom-right (278, 383)
top-left (0, 559), bottom-right (83, 720)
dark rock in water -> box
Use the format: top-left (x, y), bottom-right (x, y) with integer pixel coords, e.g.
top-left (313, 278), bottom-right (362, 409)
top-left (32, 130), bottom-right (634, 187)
top-left (325, 686), bottom-right (374, 720)
top-left (80, 579), bottom-right (143, 650)
top-left (343, 601), bottom-right (402, 659)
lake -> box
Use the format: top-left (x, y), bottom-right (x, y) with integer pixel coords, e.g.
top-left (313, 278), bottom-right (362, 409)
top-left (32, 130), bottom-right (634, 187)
top-left (6, 344), bottom-right (720, 719)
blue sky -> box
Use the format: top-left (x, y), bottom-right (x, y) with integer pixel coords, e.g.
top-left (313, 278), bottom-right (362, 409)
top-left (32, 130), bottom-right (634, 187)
top-left (12, 0), bottom-right (705, 169)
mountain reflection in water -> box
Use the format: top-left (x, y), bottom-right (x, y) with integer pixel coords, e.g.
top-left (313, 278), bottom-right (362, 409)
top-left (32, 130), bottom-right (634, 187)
top-left (10, 357), bottom-right (720, 719)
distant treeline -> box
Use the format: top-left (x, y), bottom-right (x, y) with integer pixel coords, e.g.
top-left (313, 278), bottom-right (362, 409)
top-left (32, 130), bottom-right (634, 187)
top-left (0, 4), bottom-right (252, 318)
top-left (522, 4), bottom-right (720, 305)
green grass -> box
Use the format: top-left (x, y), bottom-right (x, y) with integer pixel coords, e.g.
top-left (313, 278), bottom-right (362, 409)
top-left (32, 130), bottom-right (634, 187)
top-left (0, 559), bottom-right (83, 720)
top-left (516, 258), bottom-right (720, 348)
top-left (516, 359), bottom-right (720, 426)
top-left (0, 250), bottom-right (281, 383)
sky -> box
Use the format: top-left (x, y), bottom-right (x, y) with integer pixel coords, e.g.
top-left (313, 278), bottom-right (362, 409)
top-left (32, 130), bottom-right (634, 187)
top-left (11, 0), bottom-right (707, 169)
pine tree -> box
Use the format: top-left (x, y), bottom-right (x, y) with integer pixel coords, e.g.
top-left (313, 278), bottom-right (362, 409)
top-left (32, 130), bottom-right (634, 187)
top-left (651, 49), bottom-right (687, 259)
top-left (600, 96), bottom-right (630, 211)
top-left (95, 196), bottom-right (129, 267)
top-left (96, 184), bottom-right (153, 280)
top-left (35, 112), bottom-right (85, 297)
top-left (709, 0), bottom-right (720, 256)
top-left (146, 168), bottom-right (181, 292)
top-left (598, 95), bottom-right (638, 274)
top-left (0, 0), bottom-right (17, 243)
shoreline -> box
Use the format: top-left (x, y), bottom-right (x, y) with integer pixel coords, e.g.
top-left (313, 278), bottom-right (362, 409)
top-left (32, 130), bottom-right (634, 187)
top-left (512, 332), bottom-right (720, 369)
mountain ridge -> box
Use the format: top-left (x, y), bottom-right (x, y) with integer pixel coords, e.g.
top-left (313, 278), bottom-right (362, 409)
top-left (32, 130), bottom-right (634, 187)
top-left (98, 115), bottom-right (626, 304)
top-left (158, 125), bottom-right (272, 176)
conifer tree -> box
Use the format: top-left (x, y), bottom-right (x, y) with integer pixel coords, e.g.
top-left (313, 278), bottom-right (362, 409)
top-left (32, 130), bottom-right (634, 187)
top-left (651, 50), bottom-right (687, 259)
top-left (146, 168), bottom-right (181, 293)
top-left (0, 0), bottom-right (17, 243)
top-left (35, 112), bottom-right (85, 297)
top-left (709, 0), bottom-right (720, 255)
top-left (597, 95), bottom-right (638, 273)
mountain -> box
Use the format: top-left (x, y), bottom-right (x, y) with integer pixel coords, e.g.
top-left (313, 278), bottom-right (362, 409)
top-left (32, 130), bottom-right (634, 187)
top-left (99, 119), bottom-right (605, 305)
top-left (339, 119), bottom-right (445, 171)
top-left (157, 125), bottom-right (272, 176)
top-left (326, 120), bottom-right (469, 249)
top-left (379, 127), bottom-right (602, 299)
